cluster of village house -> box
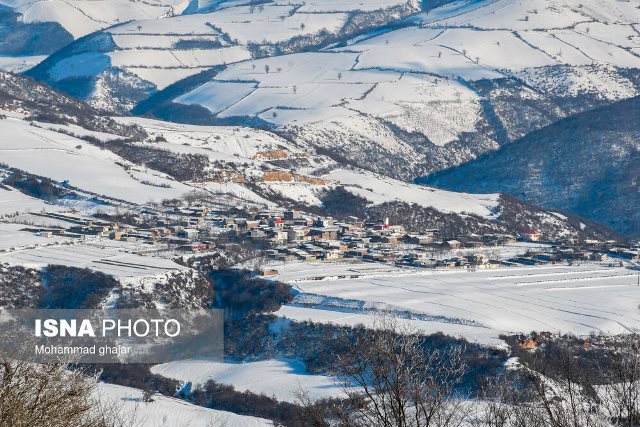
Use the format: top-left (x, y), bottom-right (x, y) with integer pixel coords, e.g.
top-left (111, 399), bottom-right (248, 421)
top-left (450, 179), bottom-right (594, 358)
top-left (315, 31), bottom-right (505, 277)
top-left (23, 206), bottom-right (640, 270)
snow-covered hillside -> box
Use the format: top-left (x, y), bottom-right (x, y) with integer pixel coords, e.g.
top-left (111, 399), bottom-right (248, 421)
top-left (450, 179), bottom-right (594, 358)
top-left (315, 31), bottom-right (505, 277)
top-left (0, 0), bottom-right (192, 74)
top-left (421, 95), bottom-right (640, 236)
top-left (27, 0), bottom-right (421, 112)
top-left (150, 0), bottom-right (640, 180)
top-left (0, 0), bottom-right (190, 39)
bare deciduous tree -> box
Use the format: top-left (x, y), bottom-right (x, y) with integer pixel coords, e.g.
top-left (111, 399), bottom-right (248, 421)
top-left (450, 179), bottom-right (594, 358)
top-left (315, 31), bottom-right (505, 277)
top-left (0, 332), bottom-right (138, 427)
top-left (600, 338), bottom-right (640, 426)
top-left (298, 316), bottom-right (468, 427)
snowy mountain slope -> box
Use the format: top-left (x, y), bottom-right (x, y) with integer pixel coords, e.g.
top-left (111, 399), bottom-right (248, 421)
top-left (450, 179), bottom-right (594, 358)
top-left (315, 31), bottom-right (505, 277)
top-left (142, 0), bottom-right (640, 182)
top-left (0, 102), bottom-right (614, 240)
top-left (0, 4), bottom-right (72, 71)
top-left (0, 116), bottom-right (193, 203)
top-left (120, 116), bottom-right (502, 217)
top-left (0, 0), bottom-right (192, 75)
top-left (27, 0), bottom-right (425, 112)
top-left (123, 116), bottom-right (618, 240)
top-left (0, 71), bottom-right (146, 138)
top-left (0, 0), bottom-right (190, 39)
top-left (420, 96), bottom-right (640, 237)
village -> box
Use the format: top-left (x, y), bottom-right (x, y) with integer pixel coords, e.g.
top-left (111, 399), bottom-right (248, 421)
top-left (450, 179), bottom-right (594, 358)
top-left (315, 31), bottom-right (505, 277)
top-left (13, 201), bottom-right (640, 274)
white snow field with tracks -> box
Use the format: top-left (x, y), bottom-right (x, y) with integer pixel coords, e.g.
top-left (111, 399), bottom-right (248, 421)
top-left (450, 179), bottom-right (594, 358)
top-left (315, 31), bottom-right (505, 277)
top-left (0, 237), bottom-right (187, 279)
top-left (274, 262), bottom-right (640, 346)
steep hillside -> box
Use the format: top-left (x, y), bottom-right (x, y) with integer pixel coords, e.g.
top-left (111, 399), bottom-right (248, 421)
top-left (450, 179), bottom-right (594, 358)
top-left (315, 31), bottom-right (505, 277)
top-left (421, 96), bottom-right (640, 237)
top-left (0, 71), bottom-right (145, 137)
top-left (27, 0), bottom-right (429, 113)
top-left (142, 0), bottom-right (640, 181)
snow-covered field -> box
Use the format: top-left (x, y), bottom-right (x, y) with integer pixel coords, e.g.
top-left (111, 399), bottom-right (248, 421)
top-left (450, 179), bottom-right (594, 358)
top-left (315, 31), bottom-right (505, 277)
top-left (96, 383), bottom-right (271, 427)
top-left (0, 239), bottom-right (186, 279)
top-left (151, 358), bottom-right (344, 402)
top-left (0, 186), bottom-right (56, 216)
top-left (274, 262), bottom-right (640, 345)
top-left (0, 223), bottom-right (66, 251)
top-left (122, 117), bottom-right (304, 161)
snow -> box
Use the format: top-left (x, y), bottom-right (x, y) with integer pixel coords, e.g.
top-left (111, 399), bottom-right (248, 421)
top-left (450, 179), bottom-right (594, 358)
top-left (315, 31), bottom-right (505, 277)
top-left (35, 0), bottom-right (411, 106)
top-left (207, 4), bottom-right (348, 44)
top-left (171, 0), bottom-right (640, 135)
top-left (434, 28), bottom-right (556, 71)
top-left (518, 31), bottom-right (593, 65)
top-left (517, 64), bottom-right (638, 100)
top-left (112, 117), bottom-right (506, 215)
top-left (2, 0), bottom-right (191, 39)
top-left (5, 213), bottom-right (78, 228)
top-left (298, 0), bottom-right (411, 13)
top-left (48, 52), bottom-right (112, 80)
top-left (0, 223), bottom-right (65, 251)
top-left (274, 262), bottom-right (640, 346)
top-left (0, 186), bottom-right (55, 216)
top-left (151, 359), bottom-right (344, 402)
top-left (0, 55), bottom-right (47, 73)
top-left (120, 117), bottom-right (295, 158)
top-left (277, 304), bottom-right (504, 346)
top-left (0, 238), bottom-right (187, 279)
top-left (0, 118), bottom-right (193, 203)
top-left (96, 382), bottom-right (271, 427)
top-left (418, 0), bottom-right (640, 30)
top-left (324, 168), bottom-right (499, 217)
top-left (347, 73), bottom-right (482, 146)
top-left (176, 81), bottom-right (257, 113)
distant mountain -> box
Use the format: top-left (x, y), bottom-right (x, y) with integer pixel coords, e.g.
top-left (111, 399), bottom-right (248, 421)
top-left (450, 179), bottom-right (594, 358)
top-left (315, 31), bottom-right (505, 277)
top-left (136, 0), bottom-right (640, 182)
top-left (26, 0), bottom-right (426, 113)
top-left (420, 96), bottom-right (640, 237)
